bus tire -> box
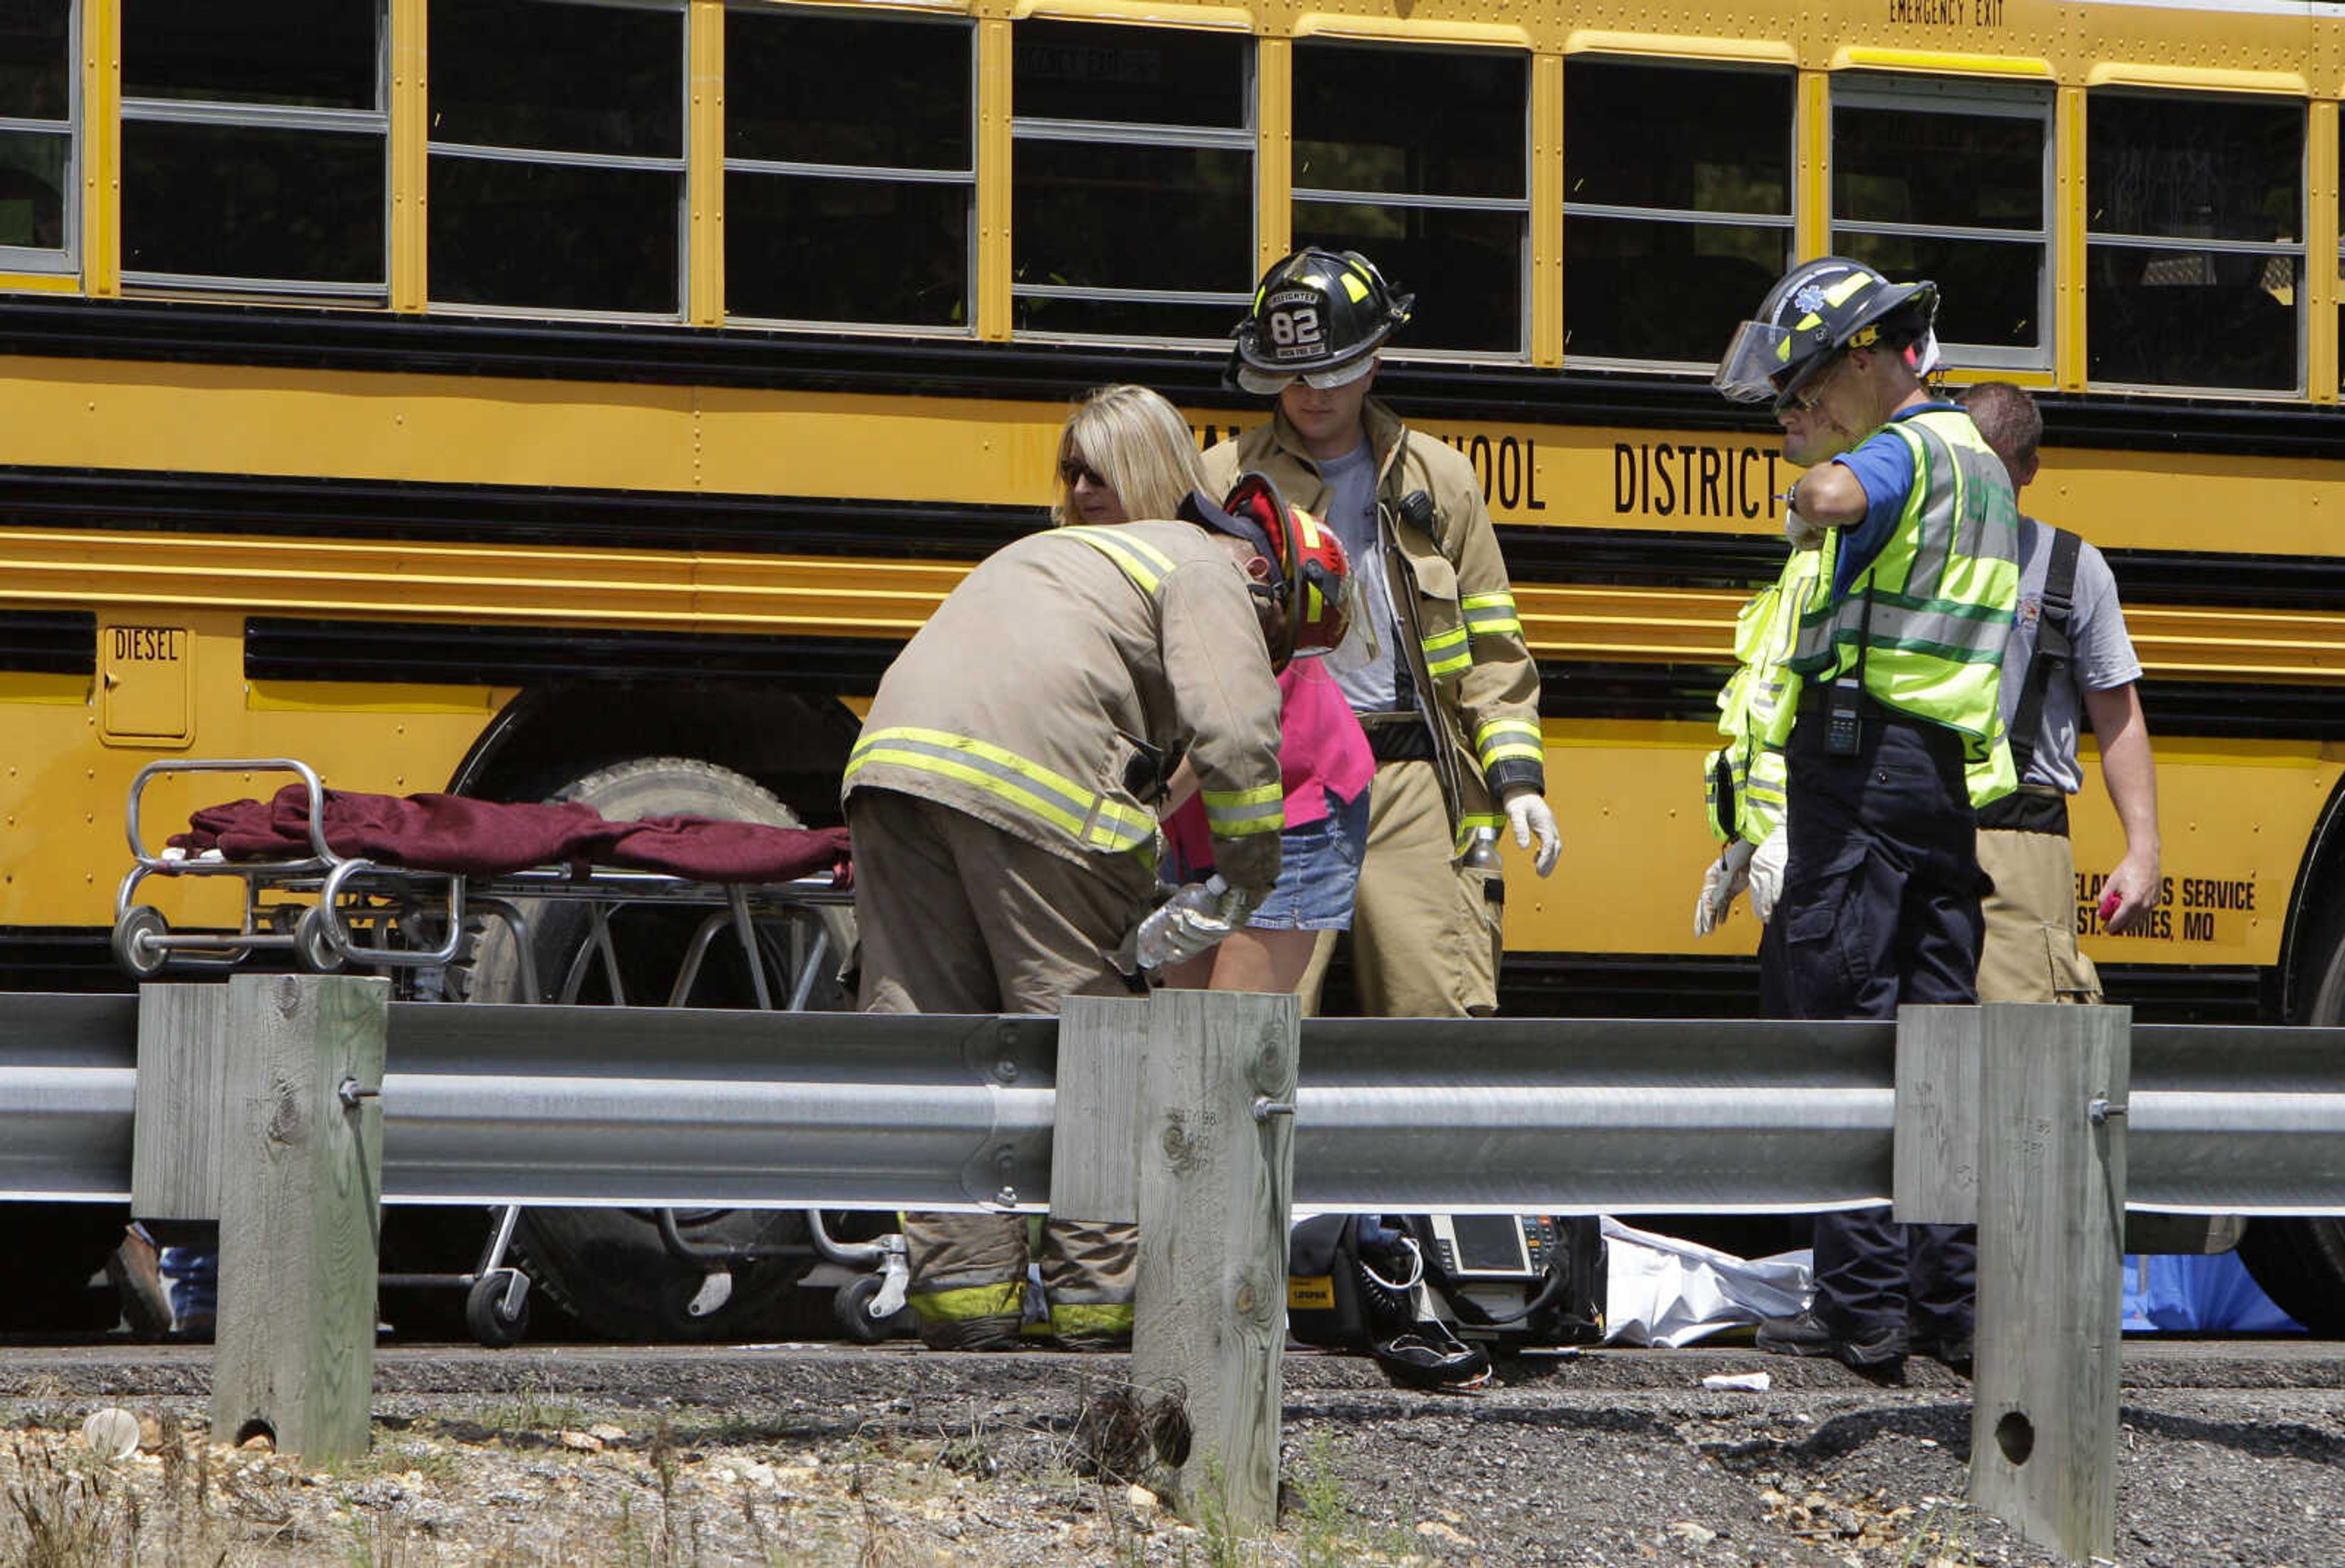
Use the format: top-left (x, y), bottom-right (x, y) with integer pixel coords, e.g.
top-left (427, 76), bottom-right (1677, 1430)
top-left (458, 755), bottom-right (853, 1343)
top-left (2234, 1219), bottom-right (2345, 1334)
top-left (2235, 904), bottom-right (2345, 1335)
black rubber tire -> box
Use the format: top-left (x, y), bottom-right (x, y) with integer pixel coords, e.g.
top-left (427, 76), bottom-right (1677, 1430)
top-left (1, 1203), bottom-right (134, 1332)
top-left (2235, 901), bottom-right (2345, 1335)
top-left (2235, 1219), bottom-right (2345, 1334)
top-left (832, 1270), bottom-right (911, 1344)
top-left (460, 756), bottom-right (853, 1343)
top-left (465, 1273), bottom-right (531, 1349)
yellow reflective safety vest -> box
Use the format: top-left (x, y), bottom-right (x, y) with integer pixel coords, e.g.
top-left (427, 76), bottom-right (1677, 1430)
top-left (843, 520), bottom-right (1287, 890)
top-left (1706, 544), bottom-right (1828, 846)
top-left (1784, 407), bottom-right (2019, 807)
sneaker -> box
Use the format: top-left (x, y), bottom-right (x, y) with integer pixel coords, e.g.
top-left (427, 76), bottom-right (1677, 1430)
top-left (105, 1230), bottom-right (173, 1342)
top-left (1756, 1309), bottom-right (1908, 1371)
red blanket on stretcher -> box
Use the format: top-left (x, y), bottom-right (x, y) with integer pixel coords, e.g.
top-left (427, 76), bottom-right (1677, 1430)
top-left (170, 783), bottom-right (853, 886)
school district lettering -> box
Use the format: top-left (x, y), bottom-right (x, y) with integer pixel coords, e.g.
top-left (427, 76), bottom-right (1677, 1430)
top-left (1614, 443), bottom-right (1784, 521)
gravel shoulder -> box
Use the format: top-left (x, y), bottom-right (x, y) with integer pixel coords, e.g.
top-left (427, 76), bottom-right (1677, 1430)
top-left (2, 1340), bottom-right (2341, 1566)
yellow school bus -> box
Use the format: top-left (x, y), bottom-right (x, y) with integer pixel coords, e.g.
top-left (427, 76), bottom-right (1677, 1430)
top-left (2, 0), bottom-right (2342, 1331)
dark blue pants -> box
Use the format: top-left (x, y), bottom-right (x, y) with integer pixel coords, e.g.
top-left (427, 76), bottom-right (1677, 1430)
top-left (1765, 706), bottom-right (1985, 1344)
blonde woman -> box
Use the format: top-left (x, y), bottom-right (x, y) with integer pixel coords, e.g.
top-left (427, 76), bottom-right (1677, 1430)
top-left (1047, 386), bottom-right (1372, 997)
top-left (1052, 383), bottom-right (1206, 526)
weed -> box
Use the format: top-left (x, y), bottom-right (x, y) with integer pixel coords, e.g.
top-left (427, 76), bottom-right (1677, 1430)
top-left (1898, 1497), bottom-right (1979, 1567)
top-left (1288, 1434), bottom-right (1364, 1568)
top-left (4, 1435), bottom-right (139, 1567)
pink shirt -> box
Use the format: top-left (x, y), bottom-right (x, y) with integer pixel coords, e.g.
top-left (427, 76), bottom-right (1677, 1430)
top-left (1166, 660), bottom-right (1373, 873)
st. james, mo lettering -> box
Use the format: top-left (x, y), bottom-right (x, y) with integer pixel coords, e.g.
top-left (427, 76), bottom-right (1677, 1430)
top-left (2078, 873), bottom-right (2260, 944)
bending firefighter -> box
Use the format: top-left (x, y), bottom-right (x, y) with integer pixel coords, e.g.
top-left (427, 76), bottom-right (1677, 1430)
top-left (843, 475), bottom-right (1333, 1349)
top-left (1204, 248), bottom-right (1559, 1018)
top-left (1712, 256), bottom-right (2020, 1376)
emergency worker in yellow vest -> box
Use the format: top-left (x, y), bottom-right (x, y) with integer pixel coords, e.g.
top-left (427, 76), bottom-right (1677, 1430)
top-left (1693, 543), bottom-right (1828, 943)
top-left (843, 487), bottom-right (1293, 1351)
top-left (1714, 257), bottom-right (2020, 1376)
top-left (1202, 249), bottom-right (1560, 1018)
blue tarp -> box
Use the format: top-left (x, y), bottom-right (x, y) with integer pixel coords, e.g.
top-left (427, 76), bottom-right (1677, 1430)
top-left (2121, 1252), bottom-right (2303, 1334)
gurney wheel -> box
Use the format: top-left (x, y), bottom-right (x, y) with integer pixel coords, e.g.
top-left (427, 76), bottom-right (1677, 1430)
top-left (465, 1272), bottom-right (531, 1348)
top-left (295, 905), bottom-right (350, 974)
top-left (833, 1272), bottom-right (911, 1344)
top-left (112, 906), bottom-right (171, 979)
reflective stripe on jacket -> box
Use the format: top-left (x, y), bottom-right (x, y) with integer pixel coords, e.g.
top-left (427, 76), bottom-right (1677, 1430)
top-left (843, 520), bottom-right (1287, 889)
top-left (1202, 399), bottom-right (1545, 851)
top-left (1707, 544), bottom-right (1829, 845)
top-left (1786, 407), bottom-right (2019, 799)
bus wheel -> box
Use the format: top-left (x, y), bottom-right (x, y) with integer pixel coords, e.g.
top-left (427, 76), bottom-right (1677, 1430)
top-left (2233, 909), bottom-right (2345, 1335)
top-left (2235, 1219), bottom-right (2345, 1334)
top-left (457, 755), bottom-right (852, 1344)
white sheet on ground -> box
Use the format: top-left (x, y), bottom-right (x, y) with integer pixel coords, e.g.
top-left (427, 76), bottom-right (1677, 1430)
top-left (1601, 1217), bottom-right (1812, 1348)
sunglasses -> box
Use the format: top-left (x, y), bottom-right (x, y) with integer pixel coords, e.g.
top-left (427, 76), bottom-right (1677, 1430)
top-left (1778, 352), bottom-right (1848, 415)
top-left (1059, 459), bottom-right (1108, 489)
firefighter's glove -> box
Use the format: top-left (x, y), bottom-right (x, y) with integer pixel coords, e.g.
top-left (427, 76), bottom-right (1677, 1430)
top-left (1134, 875), bottom-right (1257, 971)
top-left (1503, 791), bottom-right (1562, 877)
top-left (1748, 826), bottom-right (1789, 924)
top-left (1783, 508), bottom-right (1828, 551)
top-left (1694, 838), bottom-right (1757, 938)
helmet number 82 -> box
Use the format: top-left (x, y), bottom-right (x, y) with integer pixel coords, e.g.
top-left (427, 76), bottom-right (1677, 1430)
top-left (1269, 307), bottom-right (1323, 349)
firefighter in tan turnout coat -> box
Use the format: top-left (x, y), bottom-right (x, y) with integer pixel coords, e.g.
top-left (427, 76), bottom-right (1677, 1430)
top-left (843, 497), bottom-right (1289, 1349)
top-left (1204, 249), bottom-right (1560, 1017)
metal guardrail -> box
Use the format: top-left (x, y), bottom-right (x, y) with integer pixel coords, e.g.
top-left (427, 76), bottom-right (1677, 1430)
top-left (2, 991), bottom-right (2342, 1214)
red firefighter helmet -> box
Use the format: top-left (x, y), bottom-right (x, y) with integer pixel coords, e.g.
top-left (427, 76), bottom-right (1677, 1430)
top-left (1197, 471), bottom-right (1354, 670)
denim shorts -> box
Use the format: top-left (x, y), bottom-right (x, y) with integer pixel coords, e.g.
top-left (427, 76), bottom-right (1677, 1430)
top-left (1246, 786), bottom-right (1372, 932)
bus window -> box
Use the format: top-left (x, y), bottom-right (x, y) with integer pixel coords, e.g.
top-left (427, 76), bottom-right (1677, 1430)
top-left (120, 0), bottom-right (384, 295)
top-left (0, 0), bottom-right (70, 267)
top-left (1833, 75), bottom-right (2049, 369)
top-left (1563, 58), bottom-right (1791, 368)
top-left (2087, 91), bottom-right (2303, 393)
top-left (429, 0), bottom-right (685, 318)
top-left (1011, 18), bottom-right (1251, 341)
top-left (1292, 40), bottom-right (1528, 357)
top-left (725, 5), bottom-right (972, 330)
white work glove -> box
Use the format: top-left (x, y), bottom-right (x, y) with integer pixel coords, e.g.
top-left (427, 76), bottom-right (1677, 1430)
top-left (1694, 838), bottom-right (1757, 937)
top-left (1133, 875), bottom-right (1259, 971)
top-left (1503, 791), bottom-right (1562, 877)
top-left (1783, 508), bottom-right (1827, 551)
top-left (1748, 826), bottom-right (1789, 924)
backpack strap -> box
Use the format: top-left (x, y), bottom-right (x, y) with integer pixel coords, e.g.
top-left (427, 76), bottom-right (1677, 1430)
top-left (2006, 523), bottom-right (2082, 785)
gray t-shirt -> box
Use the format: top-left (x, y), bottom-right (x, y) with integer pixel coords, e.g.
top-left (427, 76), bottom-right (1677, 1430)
top-left (1317, 441), bottom-right (1402, 713)
top-left (2000, 516), bottom-right (2143, 795)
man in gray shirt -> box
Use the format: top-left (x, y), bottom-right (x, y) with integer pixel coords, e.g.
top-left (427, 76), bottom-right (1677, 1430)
top-left (1958, 382), bottom-right (2162, 1004)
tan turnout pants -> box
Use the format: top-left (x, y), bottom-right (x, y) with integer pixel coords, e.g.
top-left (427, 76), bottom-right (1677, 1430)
top-left (846, 787), bottom-right (1143, 1348)
top-left (1300, 758), bottom-right (1502, 1017)
top-left (1975, 824), bottom-right (2102, 1004)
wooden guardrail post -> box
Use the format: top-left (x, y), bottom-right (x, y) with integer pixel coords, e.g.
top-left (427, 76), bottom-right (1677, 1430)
top-left (132, 982), bottom-right (231, 1223)
top-left (210, 973), bottom-right (388, 1464)
top-left (1970, 1001), bottom-right (2129, 1563)
top-left (1056, 989), bottom-right (1300, 1533)
top-left (1895, 1001), bottom-right (2130, 1564)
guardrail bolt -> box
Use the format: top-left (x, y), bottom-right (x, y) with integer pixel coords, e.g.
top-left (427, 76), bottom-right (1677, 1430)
top-left (1251, 1098), bottom-right (1296, 1123)
top-left (336, 1075), bottom-right (381, 1111)
top-left (2088, 1095), bottom-right (2127, 1126)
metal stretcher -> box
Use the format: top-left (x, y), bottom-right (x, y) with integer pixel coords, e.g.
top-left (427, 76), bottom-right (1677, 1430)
top-left (110, 757), bottom-right (910, 1348)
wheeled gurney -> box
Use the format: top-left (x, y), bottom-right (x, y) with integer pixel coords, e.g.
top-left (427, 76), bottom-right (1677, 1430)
top-left (109, 757), bottom-right (909, 1346)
